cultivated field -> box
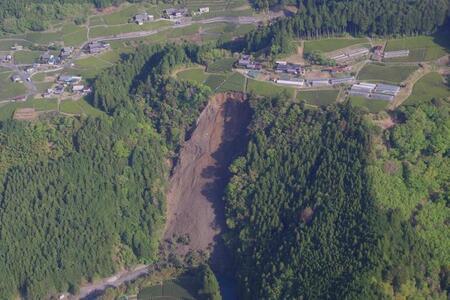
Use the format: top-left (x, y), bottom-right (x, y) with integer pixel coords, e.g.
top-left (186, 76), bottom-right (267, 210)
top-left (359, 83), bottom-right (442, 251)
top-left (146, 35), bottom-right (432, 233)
top-left (405, 72), bottom-right (450, 105)
top-left (349, 96), bottom-right (389, 113)
top-left (384, 34), bottom-right (450, 62)
top-left (59, 99), bottom-right (105, 116)
top-left (13, 50), bottom-right (43, 64)
top-left (207, 58), bottom-right (235, 73)
top-left (357, 63), bottom-right (419, 84)
top-left (177, 68), bottom-right (245, 92)
top-left (297, 89), bottom-right (339, 106)
top-left (137, 276), bottom-right (200, 300)
top-left (246, 78), bottom-right (295, 98)
top-left (0, 98), bottom-right (58, 121)
top-left (304, 37), bottom-right (369, 53)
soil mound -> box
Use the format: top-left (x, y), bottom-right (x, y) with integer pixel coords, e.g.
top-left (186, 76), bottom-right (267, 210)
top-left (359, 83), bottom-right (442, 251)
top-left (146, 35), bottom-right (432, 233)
top-left (164, 92), bottom-right (250, 269)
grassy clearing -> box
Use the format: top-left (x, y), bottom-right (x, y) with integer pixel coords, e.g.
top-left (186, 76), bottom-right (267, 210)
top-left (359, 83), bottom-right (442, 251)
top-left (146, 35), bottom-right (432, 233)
top-left (349, 96), bottom-right (389, 113)
top-left (297, 89), bottom-right (339, 106)
top-left (59, 99), bottom-right (105, 116)
top-left (207, 58), bottom-right (235, 73)
top-left (405, 72), bottom-right (450, 105)
top-left (138, 276), bottom-right (200, 300)
top-left (384, 34), bottom-right (450, 61)
top-left (304, 37), bottom-right (369, 53)
top-left (177, 68), bottom-right (208, 83)
top-left (13, 50), bottom-right (42, 64)
top-left (217, 72), bottom-right (245, 92)
top-left (247, 78), bottom-right (295, 98)
top-left (357, 63), bottom-right (418, 84)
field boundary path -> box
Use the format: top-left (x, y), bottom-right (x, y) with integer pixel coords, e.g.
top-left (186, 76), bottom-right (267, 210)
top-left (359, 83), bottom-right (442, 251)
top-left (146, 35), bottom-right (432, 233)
top-left (389, 63), bottom-right (431, 109)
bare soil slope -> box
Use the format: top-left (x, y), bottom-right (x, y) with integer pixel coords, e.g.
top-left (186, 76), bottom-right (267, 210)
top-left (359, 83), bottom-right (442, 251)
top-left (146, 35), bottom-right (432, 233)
top-left (164, 92), bottom-right (250, 268)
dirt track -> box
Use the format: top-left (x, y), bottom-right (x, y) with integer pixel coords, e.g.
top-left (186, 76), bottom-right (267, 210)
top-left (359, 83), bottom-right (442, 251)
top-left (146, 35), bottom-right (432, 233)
top-left (164, 92), bottom-right (250, 269)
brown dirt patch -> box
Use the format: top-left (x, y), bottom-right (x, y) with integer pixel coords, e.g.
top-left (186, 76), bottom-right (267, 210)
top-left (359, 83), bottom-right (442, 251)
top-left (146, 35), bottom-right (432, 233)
top-left (374, 115), bottom-right (397, 129)
top-left (13, 108), bottom-right (37, 120)
top-left (164, 92), bottom-right (250, 269)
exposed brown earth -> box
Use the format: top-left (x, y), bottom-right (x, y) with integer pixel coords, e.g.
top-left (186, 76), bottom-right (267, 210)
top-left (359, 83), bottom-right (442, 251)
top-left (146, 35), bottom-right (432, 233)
top-left (164, 92), bottom-right (250, 269)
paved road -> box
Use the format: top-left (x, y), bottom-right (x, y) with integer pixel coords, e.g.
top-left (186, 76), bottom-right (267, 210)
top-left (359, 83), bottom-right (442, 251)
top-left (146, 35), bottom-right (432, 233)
top-left (77, 265), bottom-right (149, 300)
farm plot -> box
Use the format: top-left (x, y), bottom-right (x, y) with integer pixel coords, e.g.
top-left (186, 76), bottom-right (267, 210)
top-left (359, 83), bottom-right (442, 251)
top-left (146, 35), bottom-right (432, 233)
top-left (13, 50), bottom-right (43, 64)
top-left (247, 78), bottom-right (295, 98)
top-left (59, 99), bottom-right (104, 116)
top-left (297, 89), bottom-right (339, 106)
top-left (177, 67), bottom-right (208, 83)
top-left (357, 63), bottom-right (418, 84)
top-left (349, 96), bottom-right (389, 113)
top-left (138, 276), bottom-right (200, 300)
top-left (0, 99), bottom-right (58, 121)
top-left (0, 40), bottom-right (32, 51)
top-left (405, 72), bottom-right (450, 106)
top-left (304, 37), bottom-right (369, 53)
top-left (217, 72), bottom-right (245, 92)
top-left (89, 20), bottom-right (170, 38)
top-left (384, 35), bottom-right (450, 62)
top-left (207, 58), bottom-right (235, 73)
top-left (177, 68), bottom-right (245, 92)
top-left (204, 74), bottom-right (227, 90)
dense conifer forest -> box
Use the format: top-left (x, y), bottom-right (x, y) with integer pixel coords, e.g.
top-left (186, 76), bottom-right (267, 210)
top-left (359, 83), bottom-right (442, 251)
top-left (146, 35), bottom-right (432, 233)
top-left (224, 97), bottom-right (449, 299)
top-left (245, 0), bottom-right (450, 55)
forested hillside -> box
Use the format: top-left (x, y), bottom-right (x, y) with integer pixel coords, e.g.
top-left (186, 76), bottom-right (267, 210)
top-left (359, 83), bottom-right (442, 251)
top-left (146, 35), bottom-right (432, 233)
top-left (224, 97), bottom-right (449, 299)
top-left (244, 0), bottom-right (449, 54)
top-left (0, 43), bottom-right (214, 298)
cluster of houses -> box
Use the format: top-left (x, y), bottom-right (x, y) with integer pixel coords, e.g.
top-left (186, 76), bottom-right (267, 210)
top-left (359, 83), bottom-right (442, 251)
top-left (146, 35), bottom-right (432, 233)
top-left (132, 6), bottom-right (208, 23)
top-left (237, 55), bottom-right (262, 70)
top-left (275, 61), bottom-right (304, 75)
top-left (85, 41), bottom-right (110, 54)
top-left (330, 47), bottom-right (370, 64)
top-left (349, 82), bottom-right (400, 101)
top-left (133, 12), bottom-right (154, 25)
top-left (163, 8), bottom-right (189, 19)
top-left (42, 75), bottom-right (91, 98)
top-left (39, 47), bottom-right (74, 65)
top-left (2, 54), bottom-right (12, 63)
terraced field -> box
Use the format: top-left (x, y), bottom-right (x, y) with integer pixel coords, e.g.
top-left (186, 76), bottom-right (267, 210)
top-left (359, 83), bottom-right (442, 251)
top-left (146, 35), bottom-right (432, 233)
top-left (357, 63), bottom-right (419, 84)
top-left (405, 72), bottom-right (450, 105)
top-left (297, 89), bottom-right (339, 106)
top-left (304, 37), bottom-right (369, 53)
top-left (384, 34), bottom-right (450, 62)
